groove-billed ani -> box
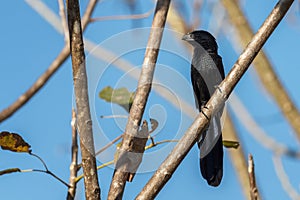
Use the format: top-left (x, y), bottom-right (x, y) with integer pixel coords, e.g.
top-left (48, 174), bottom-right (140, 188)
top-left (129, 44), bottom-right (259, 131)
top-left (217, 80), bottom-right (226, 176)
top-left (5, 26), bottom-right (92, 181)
top-left (182, 30), bottom-right (225, 186)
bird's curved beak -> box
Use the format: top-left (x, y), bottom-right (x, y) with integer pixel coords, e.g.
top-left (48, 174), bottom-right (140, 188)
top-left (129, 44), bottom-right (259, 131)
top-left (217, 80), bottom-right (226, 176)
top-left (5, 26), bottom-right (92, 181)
top-left (182, 33), bottom-right (193, 41)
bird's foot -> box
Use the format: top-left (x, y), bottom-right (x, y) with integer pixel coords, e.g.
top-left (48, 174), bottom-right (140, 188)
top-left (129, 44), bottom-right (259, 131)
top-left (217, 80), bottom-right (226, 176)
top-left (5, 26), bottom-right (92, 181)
top-left (214, 85), bottom-right (223, 94)
top-left (200, 105), bottom-right (209, 120)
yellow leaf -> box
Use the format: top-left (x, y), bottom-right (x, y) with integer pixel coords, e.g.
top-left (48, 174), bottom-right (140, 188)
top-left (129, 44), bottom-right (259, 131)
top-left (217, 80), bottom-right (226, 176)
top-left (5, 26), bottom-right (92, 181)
top-left (0, 131), bottom-right (31, 153)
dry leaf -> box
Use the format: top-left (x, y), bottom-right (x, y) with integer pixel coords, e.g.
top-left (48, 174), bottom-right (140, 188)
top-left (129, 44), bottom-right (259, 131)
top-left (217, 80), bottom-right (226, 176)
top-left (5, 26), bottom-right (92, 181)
top-left (0, 131), bottom-right (31, 153)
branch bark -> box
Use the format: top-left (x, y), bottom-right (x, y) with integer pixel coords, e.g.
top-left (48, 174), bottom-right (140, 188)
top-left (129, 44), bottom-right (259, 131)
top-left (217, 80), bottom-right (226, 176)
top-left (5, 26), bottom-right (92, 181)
top-left (221, 0), bottom-right (300, 140)
top-left (67, 0), bottom-right (100, 199)
top-left (0, 0), bottom-right (98, 123)
top-left (107, 0), bottom-right (170, 199)
top-left (136, 0), bottom-right (294, 199)
top-left (67, 109), bottom-right (79, 200)
top-left (248, 154), bottom-right (258, 200)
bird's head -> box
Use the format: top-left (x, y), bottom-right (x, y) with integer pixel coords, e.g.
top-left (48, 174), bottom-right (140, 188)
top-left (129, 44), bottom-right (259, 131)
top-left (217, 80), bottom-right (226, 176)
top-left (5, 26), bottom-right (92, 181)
top-left (182, 30), bottom-right (218, 53)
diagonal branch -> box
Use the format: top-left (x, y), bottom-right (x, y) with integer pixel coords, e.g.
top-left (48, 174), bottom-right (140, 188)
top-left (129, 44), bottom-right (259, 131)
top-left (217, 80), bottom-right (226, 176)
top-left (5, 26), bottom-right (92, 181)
top-left (0, 0), bottom-right (98, 123)
top-left (107, 0), bottom-right (171, 199)
top-left (166, 6), bottom-right (259, 199)
top-left (221, 0), bottom-right (300, 140)
top-left (0, 45), bottom-right (69, 123)
top-left (67, 0), bottom-right (100, 199)
top-left (135, 0), bottom-right (294, 199)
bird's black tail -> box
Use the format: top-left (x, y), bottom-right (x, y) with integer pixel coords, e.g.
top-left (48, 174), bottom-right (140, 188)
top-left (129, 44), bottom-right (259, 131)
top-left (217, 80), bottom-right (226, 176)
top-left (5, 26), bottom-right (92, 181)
top-left (199, 133), bottom-right (223, 187)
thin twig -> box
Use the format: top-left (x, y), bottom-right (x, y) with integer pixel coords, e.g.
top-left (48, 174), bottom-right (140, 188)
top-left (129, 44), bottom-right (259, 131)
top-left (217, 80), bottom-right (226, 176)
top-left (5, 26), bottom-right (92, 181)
top-left (28, 169), bottom-right (70, 187)
top-left (95, 134), bottom-right (123, 156)
top-left (90, 9), bottom-right (153, 22)
top-left (29, 152), bottom-right (49, 171)
top-left (221, 0), bottom-right (300, 141)
top-left (67, 109), bottom-right (79, 200)
top-left (58, 0), bottom-right (69, 43)
top-left (77, 133), bottom-right (123, 172)
top-left (145, 139), bottom-right (178, 150)
top-left (21, 168), bottom-right (70, 187)
top-left (100, 115), bottom-right (128, 119)
top-left (75, 161), bottom-right (115, 183)
top-left (0, 0), bottom-right (98, 123)
top-left (24, 152), bottom-right (71, 187)
top-left (75, 139), bottom-right (178, 183)
top-left (136, 0), bottom-right (294, 199)
top-left (248, 154), bottom-right (258, 200)
top-left (107, 0), bottom-right (171, 199)
top-left (149, 137), bottom-right (156, 147)
top-left (67, 0), bottom-right (100, 199)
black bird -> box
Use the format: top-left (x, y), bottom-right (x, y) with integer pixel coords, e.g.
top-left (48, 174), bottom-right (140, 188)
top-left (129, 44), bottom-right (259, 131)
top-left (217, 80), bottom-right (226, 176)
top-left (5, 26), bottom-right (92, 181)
top-left (182, 30), bottom-right (225, 186)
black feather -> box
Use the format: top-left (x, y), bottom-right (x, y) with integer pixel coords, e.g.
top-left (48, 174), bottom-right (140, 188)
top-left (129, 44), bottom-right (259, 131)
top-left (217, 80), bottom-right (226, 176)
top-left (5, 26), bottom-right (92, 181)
top-left (183, 30), bottom-right (224, 187)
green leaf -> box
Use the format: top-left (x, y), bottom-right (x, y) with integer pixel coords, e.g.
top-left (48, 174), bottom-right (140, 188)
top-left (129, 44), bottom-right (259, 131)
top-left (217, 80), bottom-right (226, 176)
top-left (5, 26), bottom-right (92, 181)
top-left (223, 140), bottom-right (240, 149)
top-left (99, 86), bottom-right (135, 112)
top-left (0, 131), bottom-right (32, 153)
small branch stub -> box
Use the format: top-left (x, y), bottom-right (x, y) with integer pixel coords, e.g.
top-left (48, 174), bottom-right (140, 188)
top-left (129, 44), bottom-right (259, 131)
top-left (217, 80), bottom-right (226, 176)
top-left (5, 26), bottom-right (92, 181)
top-left (248, 154), bottom-right (258, 200)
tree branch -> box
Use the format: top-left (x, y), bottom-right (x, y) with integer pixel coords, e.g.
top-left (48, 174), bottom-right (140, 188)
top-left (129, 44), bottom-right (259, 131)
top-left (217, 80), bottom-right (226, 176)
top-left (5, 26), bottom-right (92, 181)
top-left (67, 109), bottom-right (79, 200)
top-left (67, 0), bottom-right (100, 199)
top-left (221, 0), bottom-right (300, 140)
top-left (135, 0), bottom-right (294, 199)
top-left (0, 0), bottom-right (98, 123)
top-left (248, 154), bottom-right (258, 200)
top-left (96, 134), bottom-right (123, 156)
top-left (75, 139), bottom-right (178, 183)
top-left (107, 0), bottom-right (170, 199)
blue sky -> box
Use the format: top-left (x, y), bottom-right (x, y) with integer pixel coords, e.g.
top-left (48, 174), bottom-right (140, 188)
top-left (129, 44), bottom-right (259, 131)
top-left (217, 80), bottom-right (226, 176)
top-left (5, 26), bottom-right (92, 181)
top-left (0, 0), bottom-right (300, 199)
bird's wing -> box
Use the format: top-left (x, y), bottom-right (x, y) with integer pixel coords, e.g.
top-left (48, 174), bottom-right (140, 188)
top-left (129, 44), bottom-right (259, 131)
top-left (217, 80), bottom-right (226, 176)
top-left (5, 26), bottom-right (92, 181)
top-left (191, 64), bottom-right (210, 111)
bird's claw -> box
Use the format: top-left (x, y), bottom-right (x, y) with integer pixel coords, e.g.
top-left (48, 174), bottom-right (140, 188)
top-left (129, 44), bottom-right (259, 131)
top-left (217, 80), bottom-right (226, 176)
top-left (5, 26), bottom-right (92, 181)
top-left (201, 110), bottom-right (209, 120)
top-left (214, 85), bottom-right (223, 93)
